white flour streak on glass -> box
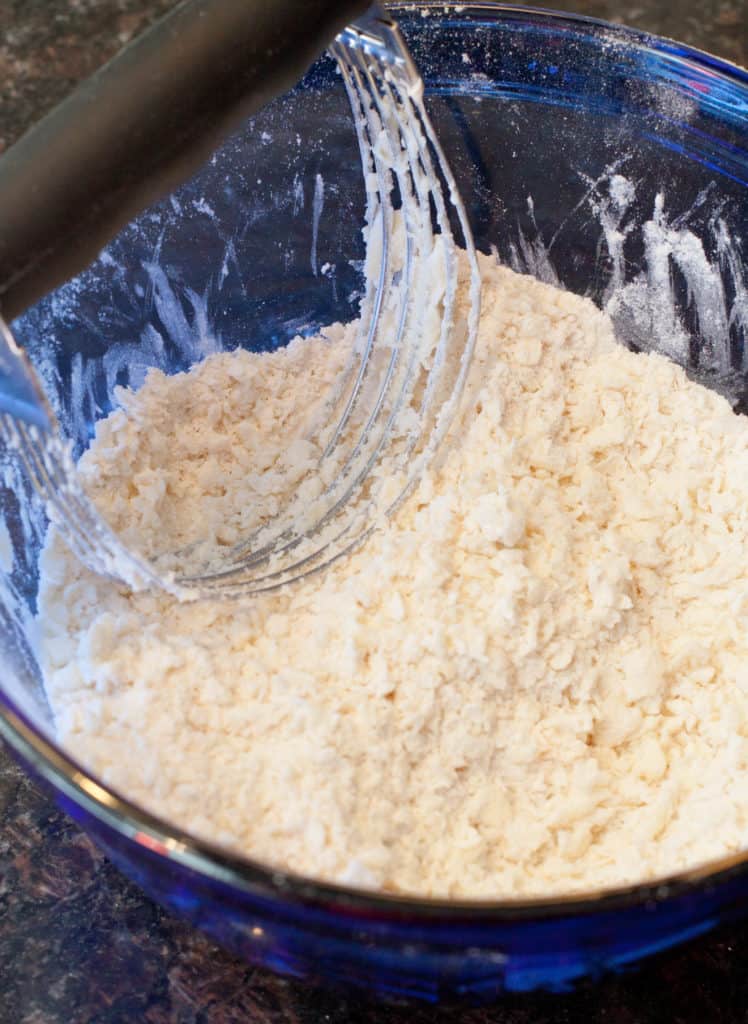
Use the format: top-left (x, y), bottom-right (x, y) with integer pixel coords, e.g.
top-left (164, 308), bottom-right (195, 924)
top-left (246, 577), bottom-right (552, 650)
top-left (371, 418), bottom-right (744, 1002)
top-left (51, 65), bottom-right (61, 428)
top-left (606, 191), bottom-right (743, 382)
top-left (311, 173), bottom-right (325, 277)
top-left (144, 263), bottom-right (219, 364)
top-left (505, 167), bottom-right (747, 407)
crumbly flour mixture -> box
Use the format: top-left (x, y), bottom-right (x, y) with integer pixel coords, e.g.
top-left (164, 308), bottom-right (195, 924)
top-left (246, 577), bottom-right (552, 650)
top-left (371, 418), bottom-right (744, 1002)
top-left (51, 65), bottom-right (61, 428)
top-left (38, 252), bottom-right (748, 897)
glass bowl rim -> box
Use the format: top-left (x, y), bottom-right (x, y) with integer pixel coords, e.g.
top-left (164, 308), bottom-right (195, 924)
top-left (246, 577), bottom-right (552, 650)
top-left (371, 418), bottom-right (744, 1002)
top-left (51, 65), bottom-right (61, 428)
top-left (397, 0), bottom-right (748, 79)
top-left (1, 0), bottom-right (748, 923)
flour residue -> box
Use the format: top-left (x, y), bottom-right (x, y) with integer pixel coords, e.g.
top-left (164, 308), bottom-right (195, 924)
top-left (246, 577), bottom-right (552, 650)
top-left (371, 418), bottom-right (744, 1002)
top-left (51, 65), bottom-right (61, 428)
top-left (507, 166), bottom-right (747, 408)
top-left (311, 173), bottom-right (326, 277)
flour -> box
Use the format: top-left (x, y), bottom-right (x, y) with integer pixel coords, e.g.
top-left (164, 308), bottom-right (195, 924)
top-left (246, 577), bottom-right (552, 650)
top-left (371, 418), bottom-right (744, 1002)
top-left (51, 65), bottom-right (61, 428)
top-left (37, 251), bottom-right (748, 897)
top-left (74, 331), bottom-right (351, 576)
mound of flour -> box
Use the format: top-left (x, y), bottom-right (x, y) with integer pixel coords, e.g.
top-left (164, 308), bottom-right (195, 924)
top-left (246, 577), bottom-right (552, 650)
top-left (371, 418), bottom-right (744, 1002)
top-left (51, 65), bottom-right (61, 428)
top-left (37, 252), bottom-right (748, 897)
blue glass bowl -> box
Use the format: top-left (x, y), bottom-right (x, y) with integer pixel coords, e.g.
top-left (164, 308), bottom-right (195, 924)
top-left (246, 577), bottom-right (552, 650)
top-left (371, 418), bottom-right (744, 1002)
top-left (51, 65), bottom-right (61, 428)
top-left (1, 2), bottom-right (747, 1002)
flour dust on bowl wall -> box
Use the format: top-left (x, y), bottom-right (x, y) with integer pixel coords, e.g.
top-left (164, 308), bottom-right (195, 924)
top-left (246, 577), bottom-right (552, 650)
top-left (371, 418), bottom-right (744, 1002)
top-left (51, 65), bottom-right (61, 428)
top-left (0, 2), bottom-right (747, 1002)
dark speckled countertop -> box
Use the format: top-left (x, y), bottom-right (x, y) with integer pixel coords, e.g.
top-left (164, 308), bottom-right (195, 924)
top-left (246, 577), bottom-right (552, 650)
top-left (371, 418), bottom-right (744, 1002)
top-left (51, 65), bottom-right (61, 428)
top-left (1, 2), bottom-right (747, 1022)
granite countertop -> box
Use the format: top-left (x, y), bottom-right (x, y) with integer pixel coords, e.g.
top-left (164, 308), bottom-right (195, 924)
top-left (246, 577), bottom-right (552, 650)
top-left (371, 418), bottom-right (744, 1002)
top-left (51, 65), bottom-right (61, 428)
top-left (0, 2), bottom-right (746, 1022)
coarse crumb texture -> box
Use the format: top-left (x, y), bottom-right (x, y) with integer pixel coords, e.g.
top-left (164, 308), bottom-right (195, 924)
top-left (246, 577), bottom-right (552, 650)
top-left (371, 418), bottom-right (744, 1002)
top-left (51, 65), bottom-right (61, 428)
top-left (38, 253), bottom-right (748, 898)
top-left (73, 329), bottom-right (352, 570)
